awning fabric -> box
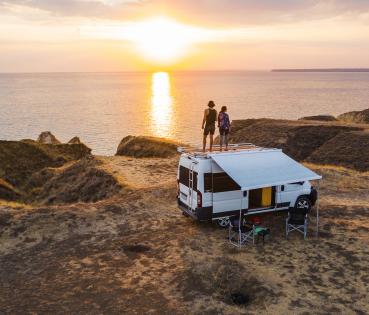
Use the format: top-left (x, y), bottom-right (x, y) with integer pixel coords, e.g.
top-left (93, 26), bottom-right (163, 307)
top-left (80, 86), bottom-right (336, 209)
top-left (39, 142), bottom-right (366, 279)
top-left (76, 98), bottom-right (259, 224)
top-left (209, 149), bottom-right (321, 191)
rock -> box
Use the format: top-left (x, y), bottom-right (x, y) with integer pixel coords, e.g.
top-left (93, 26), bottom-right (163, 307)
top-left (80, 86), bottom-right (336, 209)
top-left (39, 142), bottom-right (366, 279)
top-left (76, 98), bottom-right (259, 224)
top-left (116, 136), bottom-right (179, 158)
top-left (37, 132), bottom-right (61, 145)
top-left (298, 115), bottom-right (337, 122)
top-left (337, 108), bottom-right (369, 124)
top-left (68, 137), bottom-right (81, 144)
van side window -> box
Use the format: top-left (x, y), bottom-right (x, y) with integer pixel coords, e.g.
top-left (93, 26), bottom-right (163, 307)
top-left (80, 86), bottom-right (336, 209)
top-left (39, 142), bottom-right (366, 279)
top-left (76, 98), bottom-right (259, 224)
top-left (179, 166), bottom-right (197, 191)
top-left (204, 173), bottom-right (212, 192)
top-left (204, 172), bottom-right (240, 193)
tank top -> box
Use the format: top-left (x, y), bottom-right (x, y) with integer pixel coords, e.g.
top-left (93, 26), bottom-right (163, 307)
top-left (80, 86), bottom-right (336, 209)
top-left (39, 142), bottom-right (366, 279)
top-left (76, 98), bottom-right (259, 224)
top-left (206, 108), bottom-right (217, 126)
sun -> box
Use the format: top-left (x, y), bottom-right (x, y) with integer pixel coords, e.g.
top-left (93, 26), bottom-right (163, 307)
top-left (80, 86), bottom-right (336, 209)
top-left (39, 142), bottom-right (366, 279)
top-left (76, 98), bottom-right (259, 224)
top-left (124, 17), bottom-right (202, 64)
top-left (80, 16), bottom-right (223, 65)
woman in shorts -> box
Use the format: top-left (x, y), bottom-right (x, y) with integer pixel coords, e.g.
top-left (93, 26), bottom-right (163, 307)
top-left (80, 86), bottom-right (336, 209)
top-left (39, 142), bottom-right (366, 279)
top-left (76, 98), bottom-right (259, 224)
top-left (218, 106), bottom-right (231, 151)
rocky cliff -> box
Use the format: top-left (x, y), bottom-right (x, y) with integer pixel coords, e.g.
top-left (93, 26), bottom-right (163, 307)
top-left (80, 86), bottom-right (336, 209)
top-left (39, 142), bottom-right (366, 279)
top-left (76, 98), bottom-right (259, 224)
top-left (220, 118), bottom-right (369, 171)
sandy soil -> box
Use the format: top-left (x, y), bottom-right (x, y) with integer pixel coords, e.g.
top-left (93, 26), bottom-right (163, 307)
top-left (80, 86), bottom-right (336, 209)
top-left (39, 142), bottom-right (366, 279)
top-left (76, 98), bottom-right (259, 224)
top-left (0, 156), bottom-right (368, 314)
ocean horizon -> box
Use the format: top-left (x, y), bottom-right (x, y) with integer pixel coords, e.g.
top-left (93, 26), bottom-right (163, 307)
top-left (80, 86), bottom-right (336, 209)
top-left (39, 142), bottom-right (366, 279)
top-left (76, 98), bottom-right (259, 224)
top-left (1, 70), bottom-right (368, 155)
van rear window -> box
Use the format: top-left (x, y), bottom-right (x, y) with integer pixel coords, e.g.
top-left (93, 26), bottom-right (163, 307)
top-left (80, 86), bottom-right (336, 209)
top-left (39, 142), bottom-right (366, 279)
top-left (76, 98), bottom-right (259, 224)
top-left (179, 166), bottom-right (197, 191)
top-left (204, 172), bottom-right (240, 193)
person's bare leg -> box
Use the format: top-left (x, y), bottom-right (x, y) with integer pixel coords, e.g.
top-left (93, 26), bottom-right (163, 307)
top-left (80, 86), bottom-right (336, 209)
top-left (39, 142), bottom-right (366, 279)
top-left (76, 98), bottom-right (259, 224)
top-left (209, 134), bottom-right (214, 152)
top-left (225, 134), bottom-right (229, 151)
top-left (203, 135), bottom-right (207, 152)
top-left (220, 134), bottom-right (224, 152)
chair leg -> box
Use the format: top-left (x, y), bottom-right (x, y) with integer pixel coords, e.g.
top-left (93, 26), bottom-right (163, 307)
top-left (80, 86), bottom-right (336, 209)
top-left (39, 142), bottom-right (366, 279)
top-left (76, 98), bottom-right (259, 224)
top-left (286, 219), bottom-right (289, 239)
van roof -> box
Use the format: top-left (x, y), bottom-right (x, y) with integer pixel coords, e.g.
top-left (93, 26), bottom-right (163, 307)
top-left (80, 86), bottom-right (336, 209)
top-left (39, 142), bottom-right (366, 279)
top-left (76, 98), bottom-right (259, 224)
top-left (178, 143), bottom-right (322, 189)
top-left (178, 143), bottom-right (279, 160)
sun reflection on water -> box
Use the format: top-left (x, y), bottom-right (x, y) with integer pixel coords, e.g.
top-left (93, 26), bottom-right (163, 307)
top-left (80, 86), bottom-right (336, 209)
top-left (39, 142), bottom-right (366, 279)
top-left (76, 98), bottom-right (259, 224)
top-left (150, 72), bottom-right (173, 137)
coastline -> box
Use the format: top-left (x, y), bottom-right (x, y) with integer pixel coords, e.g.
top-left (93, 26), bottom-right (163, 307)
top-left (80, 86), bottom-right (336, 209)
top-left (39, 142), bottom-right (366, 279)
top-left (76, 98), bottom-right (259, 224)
top-left (0, 117), bottom-right (368, 314)
top-left (272, 68), bottom-right (369, 72)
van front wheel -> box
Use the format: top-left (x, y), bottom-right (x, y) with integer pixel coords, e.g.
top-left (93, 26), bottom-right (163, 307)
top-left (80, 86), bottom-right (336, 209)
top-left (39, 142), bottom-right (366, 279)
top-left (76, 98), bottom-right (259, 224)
top-left (295, 196), bottom-right (311, 212)
top-left (216, 217), bottom-right (230, 228)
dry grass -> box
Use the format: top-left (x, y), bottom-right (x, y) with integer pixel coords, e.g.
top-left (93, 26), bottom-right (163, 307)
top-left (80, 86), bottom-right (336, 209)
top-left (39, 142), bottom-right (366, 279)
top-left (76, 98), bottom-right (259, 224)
top-left (0, 140), bottom-right (91, 202)
top-left (0, 157), bottom-right (368, 314)
top-left (25, 157), bottom-right (122, 205)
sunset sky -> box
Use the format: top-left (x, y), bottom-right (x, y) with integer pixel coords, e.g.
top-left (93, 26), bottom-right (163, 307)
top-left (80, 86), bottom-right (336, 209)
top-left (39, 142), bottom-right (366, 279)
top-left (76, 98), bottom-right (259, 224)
top-left (1, 0), bottom-right (369, 72)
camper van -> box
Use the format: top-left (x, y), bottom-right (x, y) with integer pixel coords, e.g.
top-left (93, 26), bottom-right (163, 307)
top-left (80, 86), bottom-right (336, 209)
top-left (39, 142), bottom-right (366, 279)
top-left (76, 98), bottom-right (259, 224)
top-left (177, 144), bottom-right (321, 227)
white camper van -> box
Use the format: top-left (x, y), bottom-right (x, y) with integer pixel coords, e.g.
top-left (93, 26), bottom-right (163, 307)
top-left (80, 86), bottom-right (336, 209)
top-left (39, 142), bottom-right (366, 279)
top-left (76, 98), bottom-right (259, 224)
top-left (177, 144), bottom-right (321, 227)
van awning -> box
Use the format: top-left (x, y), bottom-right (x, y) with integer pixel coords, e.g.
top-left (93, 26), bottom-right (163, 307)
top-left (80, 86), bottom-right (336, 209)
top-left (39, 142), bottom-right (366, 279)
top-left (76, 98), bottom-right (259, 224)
top-left (209, 149), bottom-right (322, 191)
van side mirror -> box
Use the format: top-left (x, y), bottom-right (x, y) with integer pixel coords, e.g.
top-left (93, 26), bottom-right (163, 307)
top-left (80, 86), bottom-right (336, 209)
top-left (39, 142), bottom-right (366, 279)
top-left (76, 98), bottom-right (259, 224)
top-left (243, 191), bottom-right (247, 197)
top-left (281, 185), bottom-right (285, 191)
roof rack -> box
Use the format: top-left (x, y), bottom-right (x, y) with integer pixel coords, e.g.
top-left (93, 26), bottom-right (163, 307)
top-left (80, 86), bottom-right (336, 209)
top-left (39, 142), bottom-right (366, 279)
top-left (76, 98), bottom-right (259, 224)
top-left (177, 143), bottom-right (276, 158)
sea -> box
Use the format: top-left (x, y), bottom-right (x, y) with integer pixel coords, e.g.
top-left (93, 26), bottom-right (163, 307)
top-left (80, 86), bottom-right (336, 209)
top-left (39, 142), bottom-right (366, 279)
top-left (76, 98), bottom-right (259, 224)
top-left (1, 71), bottom-right (368, 155)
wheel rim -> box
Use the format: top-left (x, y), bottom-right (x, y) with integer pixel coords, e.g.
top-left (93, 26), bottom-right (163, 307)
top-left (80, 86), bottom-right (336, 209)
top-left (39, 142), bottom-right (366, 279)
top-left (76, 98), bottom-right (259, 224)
top-left (297, 199), bottom-right (309, 209)
top-left (218, 217), bottom-right (230, 227)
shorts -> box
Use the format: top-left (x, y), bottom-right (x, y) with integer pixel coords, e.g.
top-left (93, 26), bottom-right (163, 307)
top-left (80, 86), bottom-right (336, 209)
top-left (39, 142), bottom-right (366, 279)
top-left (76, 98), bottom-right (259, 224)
top-left (204, 124), bottom-right (215, 136)
top-left (219, 128), bottom-right (229, 136)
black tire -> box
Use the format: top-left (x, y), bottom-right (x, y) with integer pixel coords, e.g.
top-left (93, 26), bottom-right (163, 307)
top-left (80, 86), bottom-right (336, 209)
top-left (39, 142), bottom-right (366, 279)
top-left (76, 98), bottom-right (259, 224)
top-left (295, 196), bottom-right (311, 212)
top-left (216, 217), bottom-right (230, 228)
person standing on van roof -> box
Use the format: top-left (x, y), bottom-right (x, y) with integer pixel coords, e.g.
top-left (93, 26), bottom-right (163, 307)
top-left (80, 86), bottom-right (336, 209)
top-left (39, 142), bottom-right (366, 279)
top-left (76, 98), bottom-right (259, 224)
top-left (218, 105), bottom-right (231, 151)
top-left (202, 100), bottom-right (217, 152)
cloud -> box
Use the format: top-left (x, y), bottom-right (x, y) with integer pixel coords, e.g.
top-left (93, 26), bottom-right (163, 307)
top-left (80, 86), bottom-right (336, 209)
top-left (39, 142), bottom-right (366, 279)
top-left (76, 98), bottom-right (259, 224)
top-left (1, 0), bottom-right (369, 25)
top-left (0, 0), bottom-right (143, 19)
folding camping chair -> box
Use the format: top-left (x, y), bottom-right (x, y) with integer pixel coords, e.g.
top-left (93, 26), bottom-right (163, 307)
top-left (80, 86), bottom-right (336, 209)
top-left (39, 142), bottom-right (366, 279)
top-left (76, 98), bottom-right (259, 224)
top-left (286, 207), bottom-right (309, 239)
top-left (229, 216), bottom-right (255, 247)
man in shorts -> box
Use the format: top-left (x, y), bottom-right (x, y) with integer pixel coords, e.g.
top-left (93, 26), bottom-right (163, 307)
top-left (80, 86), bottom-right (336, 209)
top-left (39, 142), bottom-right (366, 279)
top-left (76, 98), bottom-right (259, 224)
top-left (202, 100), bottom-right (217, 152)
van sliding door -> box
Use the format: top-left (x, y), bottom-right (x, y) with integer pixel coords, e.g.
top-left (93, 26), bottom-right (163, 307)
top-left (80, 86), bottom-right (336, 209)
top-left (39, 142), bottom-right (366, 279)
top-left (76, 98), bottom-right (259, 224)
top-left (248, 187), bottom-right (275, 209)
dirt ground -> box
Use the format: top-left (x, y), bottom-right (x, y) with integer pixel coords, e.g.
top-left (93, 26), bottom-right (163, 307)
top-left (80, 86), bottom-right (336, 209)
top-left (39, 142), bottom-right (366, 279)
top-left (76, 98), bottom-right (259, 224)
top-left (0, 156), bottom-right (368, 314)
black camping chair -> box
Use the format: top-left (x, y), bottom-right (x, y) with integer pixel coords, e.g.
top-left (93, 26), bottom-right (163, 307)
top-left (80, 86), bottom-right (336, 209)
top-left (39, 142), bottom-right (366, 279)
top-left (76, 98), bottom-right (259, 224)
top-left (286, 207), bottom-right (309, 239)
top-left (229, 216), bottom-right (255, 246)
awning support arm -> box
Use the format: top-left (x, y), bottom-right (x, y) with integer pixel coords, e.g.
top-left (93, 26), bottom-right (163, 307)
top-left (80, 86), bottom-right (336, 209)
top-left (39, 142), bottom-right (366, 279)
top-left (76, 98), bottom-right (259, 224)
top-left (238, 194), bottom-right (242, 248)
top-left (315, 180), bottom-right (321, 238)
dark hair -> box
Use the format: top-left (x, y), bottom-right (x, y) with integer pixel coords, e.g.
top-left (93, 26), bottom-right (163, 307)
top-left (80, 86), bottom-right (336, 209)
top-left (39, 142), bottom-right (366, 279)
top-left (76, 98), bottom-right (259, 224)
top-left (208, 100), bottom-right (215, 108)
top-left (221, 106), bottom-right (227, 112)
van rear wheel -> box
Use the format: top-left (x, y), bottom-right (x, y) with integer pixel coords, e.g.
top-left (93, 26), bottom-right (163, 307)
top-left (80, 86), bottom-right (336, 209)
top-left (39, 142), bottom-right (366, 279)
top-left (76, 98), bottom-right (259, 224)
top-left (216, 217), bottom-right (230, 228)
top-left (295, 196), bottom-right (311, 212)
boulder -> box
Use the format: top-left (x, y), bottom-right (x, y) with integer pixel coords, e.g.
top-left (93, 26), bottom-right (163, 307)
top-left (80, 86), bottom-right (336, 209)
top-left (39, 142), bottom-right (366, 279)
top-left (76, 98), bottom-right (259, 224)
top-left (116, 136), bottom-right (179, 158)
top-left (298, 115), bottom-right (337, 122)
top-left (68, 137), bottom-right (81, 144)
top-left (37, 132), bottom-right (61, 144)
top-left (337, 108), bottom-right (369, 124)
